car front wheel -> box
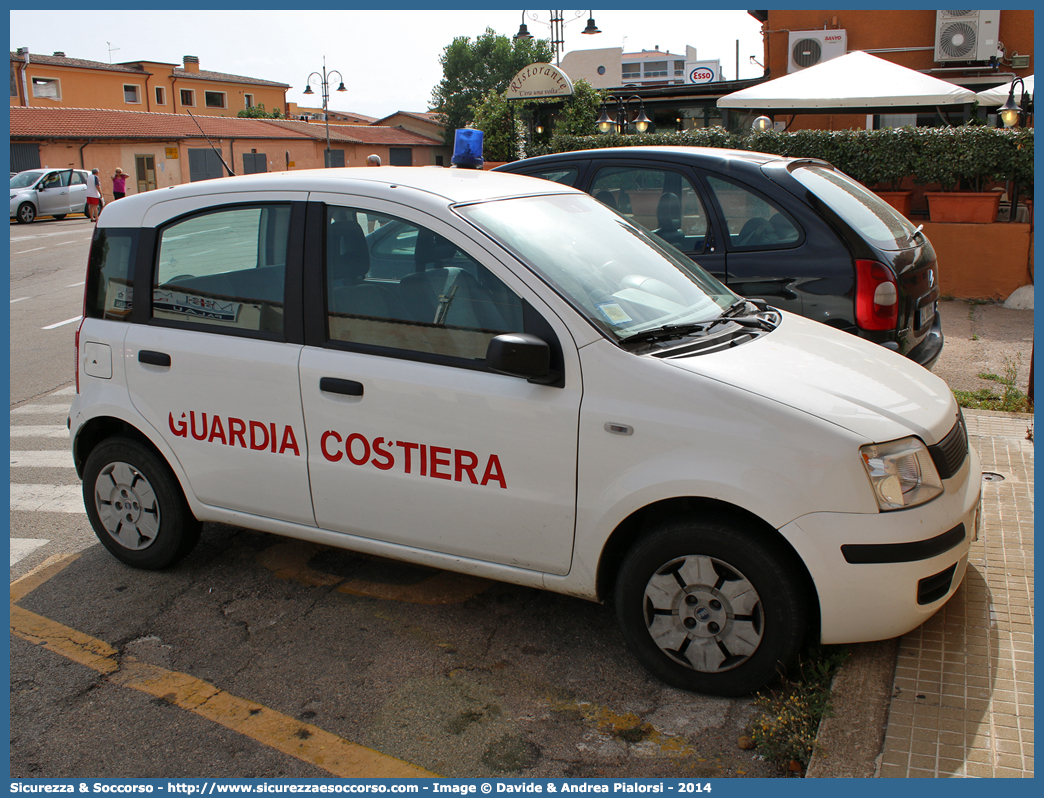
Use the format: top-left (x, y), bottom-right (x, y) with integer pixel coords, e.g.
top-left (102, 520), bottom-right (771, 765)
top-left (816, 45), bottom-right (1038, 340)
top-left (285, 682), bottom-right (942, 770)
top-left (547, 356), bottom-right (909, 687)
top-left (82, 437), bottom-right (202, 569)
top-left (16, 202), bottom-right (36, 223)
top-left (615, 517), bottom-right (808, 696)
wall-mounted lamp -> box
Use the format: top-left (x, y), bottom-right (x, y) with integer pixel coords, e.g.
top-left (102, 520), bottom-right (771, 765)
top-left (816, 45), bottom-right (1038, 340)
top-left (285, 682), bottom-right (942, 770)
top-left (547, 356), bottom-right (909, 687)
top-left (752, 115), bottom-right (772, 132)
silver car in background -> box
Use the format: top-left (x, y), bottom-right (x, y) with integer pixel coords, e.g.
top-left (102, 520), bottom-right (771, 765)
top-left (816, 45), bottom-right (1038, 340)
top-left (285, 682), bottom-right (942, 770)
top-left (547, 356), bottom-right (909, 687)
top-left (10, 168), bottom-right (90, 223)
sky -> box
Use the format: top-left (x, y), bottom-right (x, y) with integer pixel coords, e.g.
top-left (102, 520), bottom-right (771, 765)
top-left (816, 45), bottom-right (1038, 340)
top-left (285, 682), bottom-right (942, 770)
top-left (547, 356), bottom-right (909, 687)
top-left (9, 8), bottom-right (765, 119)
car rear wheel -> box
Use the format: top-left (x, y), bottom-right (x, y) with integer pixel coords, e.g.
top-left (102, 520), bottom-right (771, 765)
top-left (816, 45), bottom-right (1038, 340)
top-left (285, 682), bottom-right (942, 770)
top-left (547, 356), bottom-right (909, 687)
top-left (82, 437), bottom-right (202, 569)
top-left (615, 517), bottom-right (808, 696)
top-left (16, 202), bottom-right (36, 223)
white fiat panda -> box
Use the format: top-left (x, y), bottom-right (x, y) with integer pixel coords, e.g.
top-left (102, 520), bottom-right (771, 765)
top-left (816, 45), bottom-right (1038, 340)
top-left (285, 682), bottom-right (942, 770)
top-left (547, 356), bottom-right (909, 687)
top-left (71, 167), bottom-right (980, 696)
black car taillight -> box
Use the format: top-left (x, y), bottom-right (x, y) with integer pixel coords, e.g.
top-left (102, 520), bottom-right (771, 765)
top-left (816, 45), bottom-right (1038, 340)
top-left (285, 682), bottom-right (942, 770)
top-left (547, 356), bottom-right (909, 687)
top-left (855, 259), bottom-right (898, 331)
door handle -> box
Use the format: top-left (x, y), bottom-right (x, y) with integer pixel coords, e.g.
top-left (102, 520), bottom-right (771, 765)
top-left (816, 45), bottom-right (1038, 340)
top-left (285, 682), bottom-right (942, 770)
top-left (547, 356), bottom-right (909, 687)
top-left (138, 350), bottom-right (171, 367)
top-left (320, 377), bottom-right (364, 397)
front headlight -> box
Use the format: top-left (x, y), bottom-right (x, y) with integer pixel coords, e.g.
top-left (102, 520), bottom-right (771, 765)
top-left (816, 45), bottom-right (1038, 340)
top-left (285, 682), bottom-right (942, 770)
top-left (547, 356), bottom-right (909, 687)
top-left (860, 437), bottom-right (944, 511)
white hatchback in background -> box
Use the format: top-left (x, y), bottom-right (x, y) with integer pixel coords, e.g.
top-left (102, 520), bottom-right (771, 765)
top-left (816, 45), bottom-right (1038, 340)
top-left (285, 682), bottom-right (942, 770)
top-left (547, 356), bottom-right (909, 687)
top-left (70, 167), bottom-right (981, 696)
top-left (10, 167), bottom-right (90, 223)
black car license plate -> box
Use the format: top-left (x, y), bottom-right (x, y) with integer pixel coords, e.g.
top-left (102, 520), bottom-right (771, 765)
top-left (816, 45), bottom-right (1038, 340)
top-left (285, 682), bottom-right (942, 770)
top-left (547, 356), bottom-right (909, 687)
top-left (919, 302), bottom-right (935, 328)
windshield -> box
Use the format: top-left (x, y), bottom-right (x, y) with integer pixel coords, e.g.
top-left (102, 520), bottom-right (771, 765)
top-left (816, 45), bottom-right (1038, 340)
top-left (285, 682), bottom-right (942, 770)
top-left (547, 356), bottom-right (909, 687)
top-left (458, 193), bottom-right (737, 341)
top-left (10, 171), bottom-right (44, 189)
top-left (790, 165), bottom-right (919, 251)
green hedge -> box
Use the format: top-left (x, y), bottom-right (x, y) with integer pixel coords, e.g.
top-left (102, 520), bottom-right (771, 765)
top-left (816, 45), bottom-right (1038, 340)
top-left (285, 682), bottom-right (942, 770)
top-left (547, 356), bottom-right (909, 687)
top-left (533, 126), bottom-right (1034, 194)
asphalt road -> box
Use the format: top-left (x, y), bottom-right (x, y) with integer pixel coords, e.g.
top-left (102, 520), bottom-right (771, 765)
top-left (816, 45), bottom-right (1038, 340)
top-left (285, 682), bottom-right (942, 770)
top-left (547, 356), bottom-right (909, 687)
top-left (10, 214), bottom-right (95, 403)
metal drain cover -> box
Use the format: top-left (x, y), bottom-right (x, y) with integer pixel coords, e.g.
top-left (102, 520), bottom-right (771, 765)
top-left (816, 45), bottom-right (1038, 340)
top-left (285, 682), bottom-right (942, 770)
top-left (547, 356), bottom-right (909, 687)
top-left (982, 472), bottom-right (1006, 482)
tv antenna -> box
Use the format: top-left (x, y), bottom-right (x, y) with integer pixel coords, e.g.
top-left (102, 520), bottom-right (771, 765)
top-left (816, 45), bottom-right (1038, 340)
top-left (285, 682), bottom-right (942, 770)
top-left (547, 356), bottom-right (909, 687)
top-left (107, 42), bottom-right (120, 63)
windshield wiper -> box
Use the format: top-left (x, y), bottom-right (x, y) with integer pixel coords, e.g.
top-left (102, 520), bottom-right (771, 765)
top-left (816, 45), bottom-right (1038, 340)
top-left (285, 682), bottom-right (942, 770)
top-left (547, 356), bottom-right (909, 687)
top-left (702, 299), bottom-right (776, 332)
top-left (621, 322), bottom-right (710, 345)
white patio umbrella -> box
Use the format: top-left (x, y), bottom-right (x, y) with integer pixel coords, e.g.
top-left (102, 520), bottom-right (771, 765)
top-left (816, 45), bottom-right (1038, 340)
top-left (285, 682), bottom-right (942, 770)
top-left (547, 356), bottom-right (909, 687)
top-left (975, 75), bottom-right (1034, 106)
top-left (718, 51), bottom-right (976, 112)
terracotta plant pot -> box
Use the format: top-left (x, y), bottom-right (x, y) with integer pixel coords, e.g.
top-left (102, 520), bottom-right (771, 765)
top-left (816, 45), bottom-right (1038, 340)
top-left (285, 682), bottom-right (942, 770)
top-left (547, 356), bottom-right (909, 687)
top-left (925, 192), bottom-right (1002, 224)
top-left (875, 190), bottom-right (914, 218)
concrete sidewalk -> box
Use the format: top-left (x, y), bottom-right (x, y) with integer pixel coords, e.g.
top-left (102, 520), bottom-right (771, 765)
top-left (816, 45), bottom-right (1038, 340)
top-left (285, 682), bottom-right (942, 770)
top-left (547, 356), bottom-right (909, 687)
top-left (810, 409), bottom-right (1034, 778)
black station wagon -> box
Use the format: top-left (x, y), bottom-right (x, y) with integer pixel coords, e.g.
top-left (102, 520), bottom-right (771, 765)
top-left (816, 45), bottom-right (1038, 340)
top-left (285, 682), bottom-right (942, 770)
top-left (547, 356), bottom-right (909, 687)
top-left (494, 146), bottom-right (943, 369)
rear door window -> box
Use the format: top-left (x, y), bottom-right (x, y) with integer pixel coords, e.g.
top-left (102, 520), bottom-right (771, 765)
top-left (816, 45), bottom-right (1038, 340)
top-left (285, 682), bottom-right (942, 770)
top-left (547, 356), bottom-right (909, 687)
top-left (153, 205), bottom-right (291, 335)
top-left (704, 175), bottom-right (801, 251)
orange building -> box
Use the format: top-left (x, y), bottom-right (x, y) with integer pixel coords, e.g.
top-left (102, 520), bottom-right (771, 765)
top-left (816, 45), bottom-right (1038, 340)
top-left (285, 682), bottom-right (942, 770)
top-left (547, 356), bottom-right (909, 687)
top-left (10, 50), bottom-right (289, 117)
top-left (749, 9), bottom-right (1033, 130)
top-left (10, 107), bottom-right (444, 201)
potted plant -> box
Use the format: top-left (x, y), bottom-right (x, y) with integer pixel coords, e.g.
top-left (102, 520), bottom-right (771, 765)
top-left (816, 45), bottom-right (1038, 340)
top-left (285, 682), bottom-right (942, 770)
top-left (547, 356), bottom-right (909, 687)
top-left (917, 126), bottom-right (1005, 223)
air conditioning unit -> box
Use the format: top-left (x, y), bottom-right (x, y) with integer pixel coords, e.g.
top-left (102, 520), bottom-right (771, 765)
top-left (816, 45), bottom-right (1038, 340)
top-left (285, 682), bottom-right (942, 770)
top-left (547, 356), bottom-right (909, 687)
top-left (934, 10), bottom-right (1000, 62)
top-left (788, 30), bottom-right (848, 73)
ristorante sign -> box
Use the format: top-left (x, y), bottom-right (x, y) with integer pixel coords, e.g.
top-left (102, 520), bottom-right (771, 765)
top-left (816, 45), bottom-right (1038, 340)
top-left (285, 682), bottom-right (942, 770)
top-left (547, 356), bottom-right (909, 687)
top-left (506, 63), bottom-right (575, 99)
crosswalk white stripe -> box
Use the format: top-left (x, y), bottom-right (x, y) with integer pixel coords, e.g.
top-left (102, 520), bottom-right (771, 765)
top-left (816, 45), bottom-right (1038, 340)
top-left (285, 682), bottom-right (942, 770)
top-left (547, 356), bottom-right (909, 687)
top-left (42, 316), bottom-right (82, 330)
top-left (10, 404), bottom-right (71, 416)
top-left (11, 539), bottom-right (51, 566)
top-left (10, 484), bottom-right (85, 514)
top-left (51, 386), bottom-right (77, 396)
top-left (9, 426), bottom-right (70, 439)
top-left (10, 450), bottom-right (75, 468)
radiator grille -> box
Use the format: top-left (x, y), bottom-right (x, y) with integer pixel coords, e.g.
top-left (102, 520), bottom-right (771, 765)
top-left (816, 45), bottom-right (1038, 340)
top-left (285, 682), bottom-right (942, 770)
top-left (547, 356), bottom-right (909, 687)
top-left (929, 413), bottom-right (969, 480)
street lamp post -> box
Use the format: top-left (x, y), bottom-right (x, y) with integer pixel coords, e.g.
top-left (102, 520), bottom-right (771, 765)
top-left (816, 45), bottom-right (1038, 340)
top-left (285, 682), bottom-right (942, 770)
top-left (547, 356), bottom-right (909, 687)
top-left (302, 56), bottom-right (347, 167)
top-left (514, 10), bottom-right (601, 66)
top-left (596, 94), bottom-right (651, 134)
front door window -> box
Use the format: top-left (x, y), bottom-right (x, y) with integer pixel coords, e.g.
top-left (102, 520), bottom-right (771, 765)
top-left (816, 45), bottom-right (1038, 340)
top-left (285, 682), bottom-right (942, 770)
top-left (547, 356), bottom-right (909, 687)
top-left (590, 166), bottom-right (709, 255)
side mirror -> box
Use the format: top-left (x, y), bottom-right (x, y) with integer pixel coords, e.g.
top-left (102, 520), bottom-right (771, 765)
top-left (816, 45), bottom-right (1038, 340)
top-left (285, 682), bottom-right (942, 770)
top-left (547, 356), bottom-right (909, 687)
top-left (486, 333), bottom-right (557, 383)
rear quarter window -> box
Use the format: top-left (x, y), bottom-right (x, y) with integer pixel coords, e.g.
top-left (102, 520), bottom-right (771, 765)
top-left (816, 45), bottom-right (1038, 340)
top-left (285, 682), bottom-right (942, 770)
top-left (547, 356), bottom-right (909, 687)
top-left (84, 229), bottom-right (138, 320)
top-left (790, 165), bottom-right (918, 251)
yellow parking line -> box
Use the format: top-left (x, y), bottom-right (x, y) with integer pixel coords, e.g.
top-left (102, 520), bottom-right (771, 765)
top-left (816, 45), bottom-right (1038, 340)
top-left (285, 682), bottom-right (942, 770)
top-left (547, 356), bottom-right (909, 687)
top-left (10, 552), bottom-right (83, 603)
top-left (11, 554), bottom-right (436, 778)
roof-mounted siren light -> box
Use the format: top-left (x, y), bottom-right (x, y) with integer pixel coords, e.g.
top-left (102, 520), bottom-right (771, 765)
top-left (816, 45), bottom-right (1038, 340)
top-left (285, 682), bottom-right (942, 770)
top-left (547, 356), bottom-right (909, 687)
top-left (451, 127), bottom-right (484, 169)
top-left (934, 10), bottom-right (1001, 63)
top-left (787, 30), bottom-right (847, 73)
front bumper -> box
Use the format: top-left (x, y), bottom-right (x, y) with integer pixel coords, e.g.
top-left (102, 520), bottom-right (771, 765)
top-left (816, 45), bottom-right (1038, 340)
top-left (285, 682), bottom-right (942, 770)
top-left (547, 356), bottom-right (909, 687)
top-left (779, 444), bottom-right (981, 644)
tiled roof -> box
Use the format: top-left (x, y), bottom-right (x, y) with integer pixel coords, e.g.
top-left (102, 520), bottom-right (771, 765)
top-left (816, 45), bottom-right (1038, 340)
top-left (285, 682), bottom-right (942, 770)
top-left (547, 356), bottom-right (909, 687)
top-left (10, 52), bottom-right (288, 87)
top-left (11, 52), bottom-right (148, 74)
top-left (330, 110), bottom-right (378, 124)
top-left (171, 67), bottom-right (288, 88)
top-left (262, 119), bottom-right (442, 145)
top-left (9, 107), bottom-right (315, 141)
top-left (372, 110), bottom-right (446, 126)
top-left (10, 107), bottom-right (444, 146)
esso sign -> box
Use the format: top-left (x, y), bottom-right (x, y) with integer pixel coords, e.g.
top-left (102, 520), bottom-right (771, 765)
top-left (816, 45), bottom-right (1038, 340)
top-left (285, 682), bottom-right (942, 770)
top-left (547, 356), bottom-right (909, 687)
top-left (689, 67), bottom-right (716, 84)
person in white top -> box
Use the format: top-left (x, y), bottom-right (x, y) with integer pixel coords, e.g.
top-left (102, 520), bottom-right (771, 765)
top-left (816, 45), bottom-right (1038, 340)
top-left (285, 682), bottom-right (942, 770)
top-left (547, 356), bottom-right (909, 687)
top-left (85, 168), bottom-right (102, 222)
